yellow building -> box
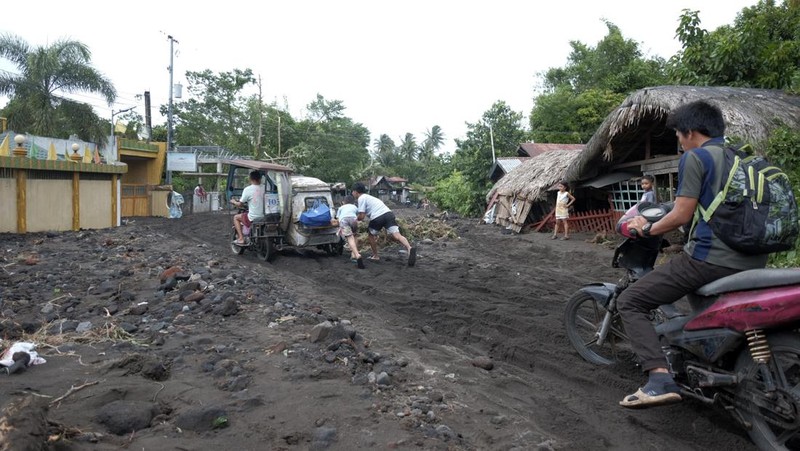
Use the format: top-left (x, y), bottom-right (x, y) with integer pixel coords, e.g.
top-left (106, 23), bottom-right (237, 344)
top-left (116, 137), bottom-right (170, 217)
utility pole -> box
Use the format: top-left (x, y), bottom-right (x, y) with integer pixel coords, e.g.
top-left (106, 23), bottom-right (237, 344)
top-left (256, 75), bottom-right (263, 158)
top-left (144, 91), bottom-right (152, 143)
top-left (278, 115), bottom-right (281, 158)
top-left (488, 123), bottom-right (496, 163)
top-left (166, 34), bottom-right (178, 184)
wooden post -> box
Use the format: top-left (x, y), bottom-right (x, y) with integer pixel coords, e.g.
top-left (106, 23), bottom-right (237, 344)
top-left (111, 175), bottom-right (118, 227)
top-left (72, 172), bottom-right (80, 231)
top-left (16, 169), bottom-right (26, 233)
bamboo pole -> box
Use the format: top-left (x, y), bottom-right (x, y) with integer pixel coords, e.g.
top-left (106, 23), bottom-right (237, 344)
top-left (72, 172), bottom-right (80, 231)
top-left (16, 169), bottom-right (26, 233)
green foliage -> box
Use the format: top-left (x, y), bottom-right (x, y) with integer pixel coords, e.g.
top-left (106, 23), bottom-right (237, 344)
top-left (765, 126), bottom-right (800, 267)
top-left (668, 2), bottom-right (800, 93)
top-left (0, 33), bottom-right (115, 144)
top-left (169, 68), bottom-right (256, 153)
top-left (531, 21), bottom-right (666, 144)
top-left (443, 101), bottom-right (528, 216)
top-left (531, 87), bottom-right (625, 143)
top-left (288, 95), bottom-right (370, 185)
top-left (429, 171), bottom-right (484, 217)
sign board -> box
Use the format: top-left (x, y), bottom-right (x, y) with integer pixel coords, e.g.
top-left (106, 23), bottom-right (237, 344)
top-left (166, 152), bottom-right (197, 172)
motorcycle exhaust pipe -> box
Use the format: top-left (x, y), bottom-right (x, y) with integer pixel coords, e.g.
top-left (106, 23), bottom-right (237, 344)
top-left (687, 365), bottom-right (738, 388)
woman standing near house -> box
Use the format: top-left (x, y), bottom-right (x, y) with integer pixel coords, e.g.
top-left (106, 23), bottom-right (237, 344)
top-left (552, 181), bottom-right (575, 240)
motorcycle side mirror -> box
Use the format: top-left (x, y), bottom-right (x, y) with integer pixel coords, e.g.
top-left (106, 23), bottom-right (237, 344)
top-left (639, 203), bottom-right (670, 223)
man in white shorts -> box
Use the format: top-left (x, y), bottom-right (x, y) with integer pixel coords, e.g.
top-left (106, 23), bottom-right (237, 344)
top-left (351, 182), bottom-right (416, 266)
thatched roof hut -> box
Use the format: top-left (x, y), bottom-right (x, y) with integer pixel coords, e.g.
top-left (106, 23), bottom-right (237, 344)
top-left (565, 86), bottom-right (800, 182)
top-left (486, 148), bottom-right (583, 232)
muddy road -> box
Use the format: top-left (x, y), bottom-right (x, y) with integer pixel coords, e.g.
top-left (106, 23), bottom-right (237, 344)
top-left (0, 207), bottom-right (757, 450)
top-left (175, 209), bottom-right (754, 450)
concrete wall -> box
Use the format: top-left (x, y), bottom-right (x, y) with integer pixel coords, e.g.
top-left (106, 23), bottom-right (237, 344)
top-left (0, 178), bottom-right (16, 232)
top-left (26, 179), bottom-right (72, 232)
top-left (80, 180), bottom-right (112, 229)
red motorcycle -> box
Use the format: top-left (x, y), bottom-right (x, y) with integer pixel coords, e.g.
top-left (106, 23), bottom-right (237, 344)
top-left (564, 204), bottom-right (800, 450)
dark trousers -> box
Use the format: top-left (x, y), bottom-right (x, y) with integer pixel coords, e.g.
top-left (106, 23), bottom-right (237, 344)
top-left (617, 253), bottom-right (739, 372)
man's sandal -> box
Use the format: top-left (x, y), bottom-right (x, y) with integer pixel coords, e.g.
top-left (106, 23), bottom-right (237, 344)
top-left (619, 388), bottom-right (682, 409)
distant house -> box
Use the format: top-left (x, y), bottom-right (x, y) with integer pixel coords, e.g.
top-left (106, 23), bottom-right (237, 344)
top-left (364, 175), bottom-right (411, 203)
top-left (487, 157), bottom-right (528, 183)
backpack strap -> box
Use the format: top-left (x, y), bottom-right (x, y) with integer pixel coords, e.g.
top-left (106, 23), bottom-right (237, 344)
top-left (688, 145), bottom-right (741, 237)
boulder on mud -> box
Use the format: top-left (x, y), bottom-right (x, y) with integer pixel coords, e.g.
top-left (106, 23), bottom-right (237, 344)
top-left (96, 400), bottom-right (157, 435)
top-left (175, 406), bottom-right (228, 432)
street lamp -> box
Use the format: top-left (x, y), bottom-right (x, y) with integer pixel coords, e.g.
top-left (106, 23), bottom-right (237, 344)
top-left (111, 106), bottom-right (136, 141)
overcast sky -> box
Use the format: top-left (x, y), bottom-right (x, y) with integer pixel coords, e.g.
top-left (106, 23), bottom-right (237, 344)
top-left (1, 0), bottom-right (757, 153)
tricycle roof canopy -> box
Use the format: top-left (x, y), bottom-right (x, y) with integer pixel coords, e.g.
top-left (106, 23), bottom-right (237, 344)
top-left (223, 159), bottom-right (292, 173)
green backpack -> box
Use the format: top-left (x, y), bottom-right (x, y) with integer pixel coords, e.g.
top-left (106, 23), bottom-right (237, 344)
top-left (692, 144), bottom-right (799, 254)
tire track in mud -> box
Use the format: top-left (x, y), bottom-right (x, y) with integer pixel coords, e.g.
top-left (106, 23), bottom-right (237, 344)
top-left (157, 212), bottom-right (755, 450)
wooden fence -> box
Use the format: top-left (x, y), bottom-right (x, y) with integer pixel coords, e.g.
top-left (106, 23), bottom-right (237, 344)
top-left (532, 208), bottom-right (624, 234)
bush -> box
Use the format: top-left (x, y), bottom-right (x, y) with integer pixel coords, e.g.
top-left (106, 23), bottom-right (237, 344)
top-left (765, 126), bottom-right (800, 267)
top-left (428, 171), bottom-right (485, 217)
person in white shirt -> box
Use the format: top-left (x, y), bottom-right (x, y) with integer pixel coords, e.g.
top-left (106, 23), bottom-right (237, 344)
top-left (230, 170), bottom-right (265, 245)
top-left (336, 195), bottom-right (364, 268)
top-left (351, 182), bottom-right (416, 266)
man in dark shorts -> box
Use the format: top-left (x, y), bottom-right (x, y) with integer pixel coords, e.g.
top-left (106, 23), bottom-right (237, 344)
top-left (351, 182), bottom-right (416, 266)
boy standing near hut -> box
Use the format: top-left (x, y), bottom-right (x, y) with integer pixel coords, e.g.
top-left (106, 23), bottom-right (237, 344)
top-left (552, 181), bottom-right (575, 240)
top-left (639, 175), bottom-right (656, 205)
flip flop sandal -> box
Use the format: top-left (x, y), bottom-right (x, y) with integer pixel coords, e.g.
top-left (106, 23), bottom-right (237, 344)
top-left (561, 237), bottom-right (570, 241)
top-left (619, 388), bottom-right (682, 409)
top-left (367, 256), bottom-right (381, 261)
top-left (408, 247), bottom-right (417, 267)
top-left (357, 257), bottom-right (365, 269)
top-left (551, 236), bottom-right (558, 240)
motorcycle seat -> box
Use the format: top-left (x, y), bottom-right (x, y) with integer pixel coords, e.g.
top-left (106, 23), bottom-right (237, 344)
top-left (695, 268), bottom-right (800, 296)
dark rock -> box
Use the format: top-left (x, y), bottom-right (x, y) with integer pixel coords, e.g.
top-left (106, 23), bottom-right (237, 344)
top-left (106, 303), bottom-right (119, 315)
top-left (75, 321), bottom-right (92, 333)
top-left (309, 321), bottom-right (334, 343)
top-left (430, 392), bottom-right (444, 403)
top-left (184, 292), bottom-right (205, 304)
top-left (119, 322), bottom-right (138, 333)
top-left (141, 361), bottom-right (169, 381)
top-left (94, 280), bottom-right (118, 296)
top-left (323, 351), bottom-right (337, 363)
top-left (182, 281), bottom-right (201, 292)
top-left (471, 356), bottom-right (494, 371)
top-left (174, 406), bottom-right (228, 432)
top-left (96, 400), bottom-right (157, 435)
top-left (435, 425), bottom-right (456, 442)
top-left (217, 298), bottom-right (238, 317)
top-left (159, 277), bottom-right (178, 292)
top-left (376, 372), bottom-right (392, 386)
top-left (129, 304), bottom-right (149, 316)
top-left (119, 291), bottom-right (135, 303)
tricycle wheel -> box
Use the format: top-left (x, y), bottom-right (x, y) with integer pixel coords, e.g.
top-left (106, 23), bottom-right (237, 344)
top-left (230, 229), bottom-right (245, 255)
top-left (259, 238), bottom-right (276, 262)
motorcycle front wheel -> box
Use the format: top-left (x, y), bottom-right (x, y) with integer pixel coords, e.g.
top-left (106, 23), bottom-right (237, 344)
top-left (734, 332), bottom-right (800, 450)
top-left (563, 291), bottom-right (633, 365)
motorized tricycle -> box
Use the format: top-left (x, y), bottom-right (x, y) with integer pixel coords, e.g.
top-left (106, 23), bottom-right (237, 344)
top-left (563, 204), bottom-right (800, 450)
top-left (225, 159), bottom-right (343, 262)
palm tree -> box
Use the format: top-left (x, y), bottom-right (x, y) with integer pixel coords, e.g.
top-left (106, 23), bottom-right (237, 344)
top-left (0, 34), bottom-right (116, 143)
top-left (421, 125), bottom-right (445, 161)
top-left (398, 133), bottom-right (418, 160)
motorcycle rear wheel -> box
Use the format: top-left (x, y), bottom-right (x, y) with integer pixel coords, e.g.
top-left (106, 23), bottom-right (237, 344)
top-left (230, 229), bottom-right (245, 255)
top-left (735, 332), bottom-right (800, 450)
top-left (564, 291), bottom-right (633, 365)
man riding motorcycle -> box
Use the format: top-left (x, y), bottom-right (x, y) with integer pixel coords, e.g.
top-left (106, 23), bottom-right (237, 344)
top-left (618, 100), bottom-right (768, 408)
